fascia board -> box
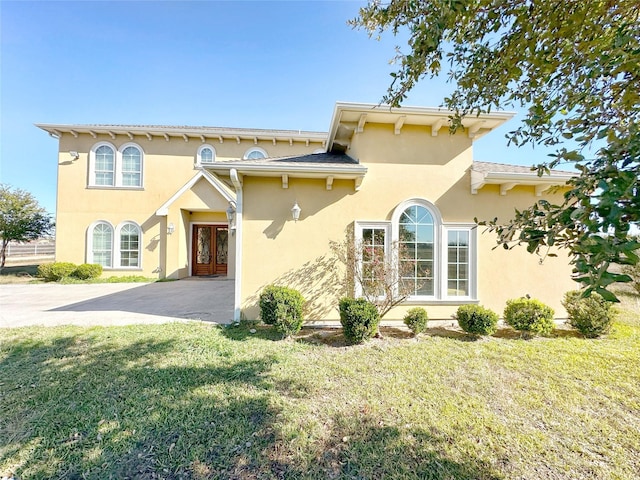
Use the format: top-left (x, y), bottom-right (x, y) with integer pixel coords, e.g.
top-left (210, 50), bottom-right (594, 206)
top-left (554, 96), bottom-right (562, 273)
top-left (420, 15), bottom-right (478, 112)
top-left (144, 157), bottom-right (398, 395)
top-left (207, 163), bottom-right (367, 178)
top-left (482, 171), bottom-right (575, 183)
top-left (35, 123), bottom-right (327, 141)
top-left (331, 102), bottom-right (517, 122)
top-left (155, 170), bottom-right (235, 216)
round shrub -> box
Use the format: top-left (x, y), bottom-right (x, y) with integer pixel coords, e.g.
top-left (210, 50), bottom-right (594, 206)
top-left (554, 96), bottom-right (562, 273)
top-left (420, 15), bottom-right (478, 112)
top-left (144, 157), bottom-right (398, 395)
top-left (562, 290), bottom-right (616, 338)
top-left (403, 307), bottom-right (428, 335)
top-left (503, 297), bottom-right (555, 336)
top-left (455, 304), bottom-right (498, 336)
top-left (72, 263), bottom-right (103, 280)
top-left (258, 285), bottom-right (305, 337)
top-left (37, 262), bottom-right (77, 281)
top-left (36, 263), bottom-right (54, 281)
top-left (339, 298), bottom-right (380, 345)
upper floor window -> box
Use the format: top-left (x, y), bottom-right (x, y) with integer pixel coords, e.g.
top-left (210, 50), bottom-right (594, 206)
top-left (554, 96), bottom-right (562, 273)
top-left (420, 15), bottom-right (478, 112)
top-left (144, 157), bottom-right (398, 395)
top-left (89, 142), bottom-right (144, 188)
top-left (121, 146), bottom-right (142, 186)
top-left (94, 145), bottom-right (115, 186)
top-left (197, 144), bottom-right (216, 165)
top-left (243, 147), bottom-right (267, 160)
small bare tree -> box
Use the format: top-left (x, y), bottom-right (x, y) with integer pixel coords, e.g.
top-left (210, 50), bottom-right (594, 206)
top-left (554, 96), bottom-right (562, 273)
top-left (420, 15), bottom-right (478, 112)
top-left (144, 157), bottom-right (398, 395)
top-left (330, 233), bottom-right (421, 320)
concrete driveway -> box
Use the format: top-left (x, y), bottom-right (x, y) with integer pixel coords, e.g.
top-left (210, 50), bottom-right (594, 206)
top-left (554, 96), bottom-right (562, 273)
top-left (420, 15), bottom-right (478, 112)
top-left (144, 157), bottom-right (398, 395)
top-left (0, 278), bottom-right (234, 328)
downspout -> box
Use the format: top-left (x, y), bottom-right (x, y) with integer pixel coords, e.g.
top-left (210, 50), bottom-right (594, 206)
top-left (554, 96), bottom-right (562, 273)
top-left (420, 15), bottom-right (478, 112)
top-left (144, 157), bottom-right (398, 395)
top-left (230, 168), bottom-right (243, 322)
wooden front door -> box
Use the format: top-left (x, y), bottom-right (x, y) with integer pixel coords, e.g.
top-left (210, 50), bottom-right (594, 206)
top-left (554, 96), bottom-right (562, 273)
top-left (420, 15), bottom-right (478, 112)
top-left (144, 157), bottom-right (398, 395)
top-left (192, 225), bottom-right (228, 276)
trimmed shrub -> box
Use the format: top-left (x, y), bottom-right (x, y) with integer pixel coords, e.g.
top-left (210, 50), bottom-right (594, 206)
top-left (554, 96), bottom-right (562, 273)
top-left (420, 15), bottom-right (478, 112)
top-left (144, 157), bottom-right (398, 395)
top-left (455, 304), bottom-right (499, 336)
top-left (403, 307), bottom-right (428, 335)
top-left (37, 262), bottom-right (77, 281)
top-left (504, 297), bottom-right (555, 336)
top-left (562, 290), bottom-right (616, 338)
top-left (339, 297), bottom-right (380, 345)
top-left (36, 263), bottom-right (54, 281)
top-left (621, 263), bottom-right (640, 295)
top-left (258, 285), bottom-right (305, 337)
top-left (72, 263), bottom-right (103, 280)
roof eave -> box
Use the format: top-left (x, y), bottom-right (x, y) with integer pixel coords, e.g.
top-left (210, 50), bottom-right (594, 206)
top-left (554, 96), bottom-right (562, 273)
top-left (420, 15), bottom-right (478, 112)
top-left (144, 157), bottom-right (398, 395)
top-left (471, 169), bottom-right (574, 196)
top-left (206, 162), bottom-right (368, 178)
top-left (35, 123), bottom-right (328, 143)
top-left (327, 102), bottom-right (517, 153)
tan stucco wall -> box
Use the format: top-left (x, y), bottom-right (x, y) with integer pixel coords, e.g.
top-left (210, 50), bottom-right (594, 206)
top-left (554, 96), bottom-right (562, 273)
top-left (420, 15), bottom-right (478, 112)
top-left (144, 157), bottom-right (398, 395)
top-left (239, 124), bottom-right (576, 321)
top-left (55, 132), bottom-right (320, 278)
top-left (53, 122), bottom-right (576, 322)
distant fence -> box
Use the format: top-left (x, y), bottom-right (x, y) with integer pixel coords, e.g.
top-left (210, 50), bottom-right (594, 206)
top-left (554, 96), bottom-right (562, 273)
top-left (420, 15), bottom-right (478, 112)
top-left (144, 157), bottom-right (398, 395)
top-left (5, 240), bottom-right (55, 257)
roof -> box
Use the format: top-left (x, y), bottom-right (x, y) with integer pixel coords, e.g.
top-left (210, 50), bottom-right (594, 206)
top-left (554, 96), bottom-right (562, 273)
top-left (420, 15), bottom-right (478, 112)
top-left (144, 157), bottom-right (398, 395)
top-left (219, 152), bottom-right (360, 167)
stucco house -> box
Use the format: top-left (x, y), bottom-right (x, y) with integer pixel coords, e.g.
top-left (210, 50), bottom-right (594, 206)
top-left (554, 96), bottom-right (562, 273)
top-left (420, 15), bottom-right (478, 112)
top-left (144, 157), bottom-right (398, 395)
top-left (37, 102), bottom-right (576, 322)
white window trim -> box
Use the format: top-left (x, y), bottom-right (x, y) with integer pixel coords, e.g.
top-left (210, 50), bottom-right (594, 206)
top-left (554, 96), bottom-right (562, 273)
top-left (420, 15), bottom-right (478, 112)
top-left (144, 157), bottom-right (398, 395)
top-left (88, 142), bottom-right (116, 187)
top-left (87, 220), bottom-right (114, 268)
top-left (114, 221), bottom-right (143, 269)
top-left (88, 142), bottom-right (144, 188)
top-left (389, 198), bottom-right (478, 303)
top-left (441, 223), bottom-right (477, 301)
top-left (86, 220), bottom-right (143, 270)
top-left (243, 146), bottom-right (268, 160)
top-left (391, 198), bottom-right (442, 301)
top-left (196, 144), bottom-right (216, 166)
top-left (354, 221), bottom-right (392, 298)
top-left (117, 143), bottom-right (144, 188)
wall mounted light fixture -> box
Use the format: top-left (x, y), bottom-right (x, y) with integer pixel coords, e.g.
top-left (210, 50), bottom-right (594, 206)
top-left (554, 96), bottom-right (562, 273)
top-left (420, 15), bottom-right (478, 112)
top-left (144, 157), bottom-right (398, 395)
top-left (69, 151), bottom-right (79, 160)
top-left (226, 201), bottom-right (237, 230)
top-left (167, 223), bottom-right (175, 235)
top-left (291, 202), bottom-right (301, 222)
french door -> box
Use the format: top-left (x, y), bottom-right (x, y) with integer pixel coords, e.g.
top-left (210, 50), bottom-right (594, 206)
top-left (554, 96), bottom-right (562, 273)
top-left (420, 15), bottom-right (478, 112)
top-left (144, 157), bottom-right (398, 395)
top-left (191, 225), bottom-right (228, 276)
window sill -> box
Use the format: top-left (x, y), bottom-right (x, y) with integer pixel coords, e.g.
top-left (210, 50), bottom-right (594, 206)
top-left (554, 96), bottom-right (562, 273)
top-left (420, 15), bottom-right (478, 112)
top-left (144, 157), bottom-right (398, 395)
top-left (102, 267), bottom-right (143, 271)
top-left (403, 299), bottom-right (479, 306)
top-left (87, 186), bottom-right (144, 191)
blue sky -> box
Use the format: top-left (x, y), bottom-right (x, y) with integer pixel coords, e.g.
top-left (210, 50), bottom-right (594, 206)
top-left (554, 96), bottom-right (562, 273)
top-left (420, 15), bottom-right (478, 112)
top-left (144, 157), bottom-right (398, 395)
top-left (1, 0), bottom-right (556, 215)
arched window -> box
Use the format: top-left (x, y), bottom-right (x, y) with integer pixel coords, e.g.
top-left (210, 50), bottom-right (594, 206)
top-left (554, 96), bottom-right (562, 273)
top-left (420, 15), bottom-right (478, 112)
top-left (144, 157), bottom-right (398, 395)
top-left (88, 222), bottom-right (113, 267)
top-left (398, 204), bottom-right (436, 296)
top-left (120, 145), bottom-right (142, 186)
top-left (389, 198), bottom-right (476, 301)
top-left (117, 222), bottom-right (141, 268)
top-left (89, 142), bottom-right (143, 188)
top-left (87, 221), bottom-right (143, 269)
top-left (243, 147), bottom-right (267, 160)
top-left (91, 143), bottom-right (116, 186)
top-left (117, 143), bottom-right (143, 187)
top-left (197, 144), bottom-right (216, 165)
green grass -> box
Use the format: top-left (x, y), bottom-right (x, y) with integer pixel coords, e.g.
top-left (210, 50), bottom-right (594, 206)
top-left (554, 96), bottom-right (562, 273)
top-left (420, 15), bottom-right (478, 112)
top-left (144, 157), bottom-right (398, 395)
top-left (0, 264), bottom-right (156, 285)
top-left (1, 295), bottom-right (639, 479)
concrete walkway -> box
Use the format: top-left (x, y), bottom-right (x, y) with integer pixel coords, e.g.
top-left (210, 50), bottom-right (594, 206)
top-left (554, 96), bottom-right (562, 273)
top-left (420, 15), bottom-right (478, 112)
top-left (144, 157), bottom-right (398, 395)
top-left (0, 278), bottom-right (234, 328)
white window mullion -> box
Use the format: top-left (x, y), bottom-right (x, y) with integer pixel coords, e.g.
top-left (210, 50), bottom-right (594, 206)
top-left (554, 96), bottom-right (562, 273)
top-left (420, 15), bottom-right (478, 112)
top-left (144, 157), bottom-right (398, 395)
top-left (114, 149), bottom-right (123, 187)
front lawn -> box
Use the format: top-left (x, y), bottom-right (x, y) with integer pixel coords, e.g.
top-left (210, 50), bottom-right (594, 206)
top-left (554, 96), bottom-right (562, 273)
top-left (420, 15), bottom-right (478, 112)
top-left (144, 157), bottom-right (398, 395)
top-left (1, 293), bottom-right (639, 479)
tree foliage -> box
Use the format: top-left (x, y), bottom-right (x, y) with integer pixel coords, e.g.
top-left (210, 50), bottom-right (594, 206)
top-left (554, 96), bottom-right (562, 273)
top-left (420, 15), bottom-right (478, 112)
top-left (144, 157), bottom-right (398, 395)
top-left (351, 0), bottom-right (640, 299)
top-left (0, 184), bottom-right (54, 268)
